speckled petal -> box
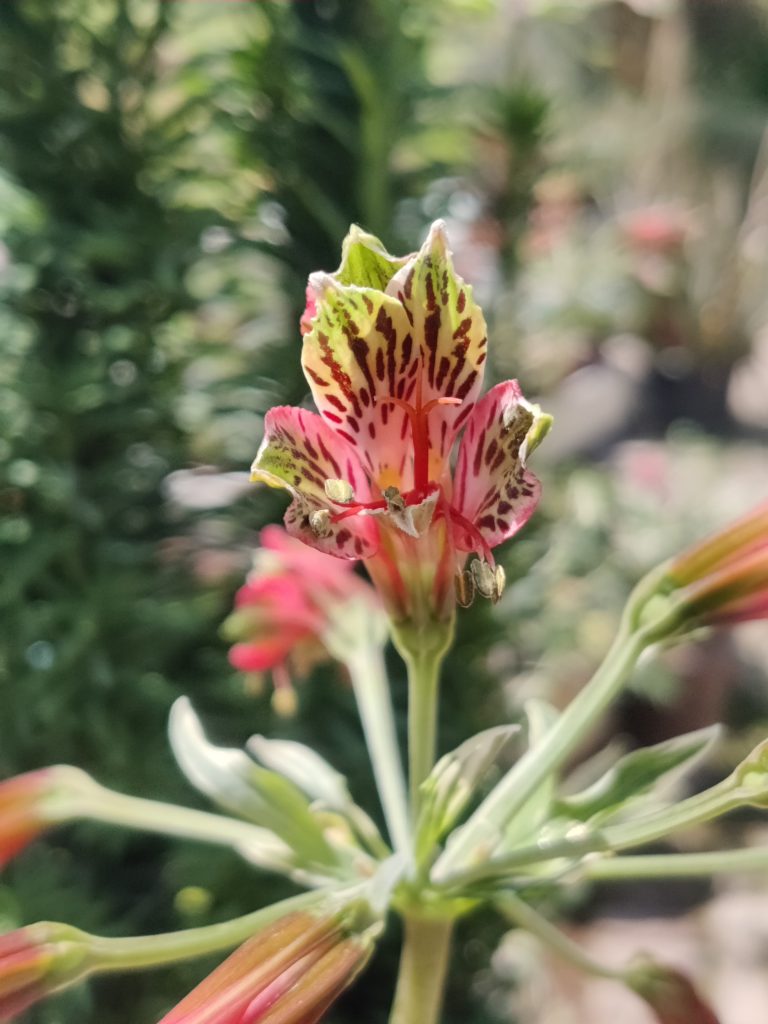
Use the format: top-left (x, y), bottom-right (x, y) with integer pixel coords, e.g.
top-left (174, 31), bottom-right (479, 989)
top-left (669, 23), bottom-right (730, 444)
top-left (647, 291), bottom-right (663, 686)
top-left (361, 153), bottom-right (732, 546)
top-left (251, 406), bottom-right (378, 559)
top-left (453, 381), bottom-right (541, 550)
top-left (387, 221), bottom-right (488, 471)
top-left (302, 280), bottom-right (419, 491)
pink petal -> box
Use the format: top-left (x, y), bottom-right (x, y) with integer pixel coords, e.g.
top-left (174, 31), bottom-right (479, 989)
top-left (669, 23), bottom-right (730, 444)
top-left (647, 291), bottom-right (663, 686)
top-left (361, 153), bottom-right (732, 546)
top-left (251, 407), bottom-right (378, 560)
top-left (453, 380), bottom-right (541, 551)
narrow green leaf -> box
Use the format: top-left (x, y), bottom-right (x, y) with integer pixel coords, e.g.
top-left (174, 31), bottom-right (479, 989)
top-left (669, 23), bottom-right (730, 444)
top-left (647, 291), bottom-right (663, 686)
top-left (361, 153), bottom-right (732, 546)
top-left (554, 724), bottom-right (722, 822)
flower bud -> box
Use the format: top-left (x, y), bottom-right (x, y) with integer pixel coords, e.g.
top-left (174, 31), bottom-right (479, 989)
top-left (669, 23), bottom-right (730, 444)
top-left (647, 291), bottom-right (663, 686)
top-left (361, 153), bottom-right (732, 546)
top-left (0, 767), bottom-right (92, 868)
top-left (157, 909), bottom-right (374, 1024)
top-left (639, 502), bottom-right (768, 638)
top-left (0, 922), bottom-right (90, 1021)
top-left (627, 961), bottom-right (720, 1024)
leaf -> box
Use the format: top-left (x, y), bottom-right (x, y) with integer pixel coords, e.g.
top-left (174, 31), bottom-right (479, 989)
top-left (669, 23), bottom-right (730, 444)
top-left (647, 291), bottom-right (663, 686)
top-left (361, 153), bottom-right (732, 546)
top-left (168, 698), bottom-right (337, 867)
top-left (554, 724), bottom-right (723, 822)
top-left (247, 735), bottom-right (351, 812)
top-left (416, 725), bottom-right (519, 865)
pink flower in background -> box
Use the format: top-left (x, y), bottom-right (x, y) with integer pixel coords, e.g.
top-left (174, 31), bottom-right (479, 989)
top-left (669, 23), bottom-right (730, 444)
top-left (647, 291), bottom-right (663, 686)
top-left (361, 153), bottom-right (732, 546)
top-left (157, 911), bottom-right (371, 1024)
top-left (252, 223), bottom-right (549, 624)
top-left (224, 526), bottom-right (382, 711)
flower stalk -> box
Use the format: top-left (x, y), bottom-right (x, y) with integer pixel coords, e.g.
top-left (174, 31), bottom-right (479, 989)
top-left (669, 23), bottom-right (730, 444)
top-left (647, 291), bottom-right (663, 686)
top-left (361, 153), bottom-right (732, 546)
top-left (387, 915), bottom-right (455, 1024)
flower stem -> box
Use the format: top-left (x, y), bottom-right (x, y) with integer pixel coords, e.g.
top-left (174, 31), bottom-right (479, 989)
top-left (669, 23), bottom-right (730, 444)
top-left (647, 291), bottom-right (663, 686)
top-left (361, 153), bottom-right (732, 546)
top-left (497, 893), bottom-right (623, 980)
top-left (48, 781), bottom-right (297, 875)
top-left (405, 647), bottom-right (441, 816)
top-left (388, 915), bottom-right (454, 1024)
top-left (432, 619), bottom-right (648, 881)
top-left (347, 646), bottom-right (411, 861)
top-left (586, 847), bottom-right (768, 881)
top-left (86, 892), bottom-right (325, 974)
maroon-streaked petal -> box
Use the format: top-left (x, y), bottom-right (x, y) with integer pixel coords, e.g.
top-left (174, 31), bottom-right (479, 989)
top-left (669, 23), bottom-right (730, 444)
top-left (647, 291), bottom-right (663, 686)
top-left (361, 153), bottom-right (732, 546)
top-left (250, 406), bottom-right (378, 560)
top-left (452, 381), bottom-right (541, 551)
top-left (387, 222), bottom-right (488, 468)
top-left (301, 278), bottom-right (418, 491)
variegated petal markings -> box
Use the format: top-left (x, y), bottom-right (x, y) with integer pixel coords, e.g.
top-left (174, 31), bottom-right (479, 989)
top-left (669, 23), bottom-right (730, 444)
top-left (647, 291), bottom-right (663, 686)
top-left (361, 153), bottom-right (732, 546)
top-left (388, 221), bottom-right (488, 474)
top-left (334, 225), bottom-right (410, 290)
top-left (251, 406), bottom-right (378, 559)
top-left (453, 381), bottom-right (542, 550)
top-left (302, 280), bottom-right (420, 491)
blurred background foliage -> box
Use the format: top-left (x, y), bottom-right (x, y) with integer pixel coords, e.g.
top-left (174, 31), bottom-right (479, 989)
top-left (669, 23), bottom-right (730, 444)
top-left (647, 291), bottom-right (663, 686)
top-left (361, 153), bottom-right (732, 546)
top-left (0, 0), bottom-right (767, 1021)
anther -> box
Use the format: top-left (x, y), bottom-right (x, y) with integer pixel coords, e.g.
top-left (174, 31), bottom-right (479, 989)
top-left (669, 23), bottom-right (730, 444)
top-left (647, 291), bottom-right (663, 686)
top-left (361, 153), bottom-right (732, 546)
top-left (309, 509), bottom-right (332, 538)
top-left (455, 569), bottom-right (475, 608)
top-left (469, 558), bottom-right (506, 603)
top-left (324, 478), bottom-right (355, 504)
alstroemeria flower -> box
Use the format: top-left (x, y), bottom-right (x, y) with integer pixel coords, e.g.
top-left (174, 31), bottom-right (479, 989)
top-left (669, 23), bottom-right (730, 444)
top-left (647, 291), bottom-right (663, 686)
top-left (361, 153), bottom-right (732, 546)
top-left (252, 223), bottom-right (550, 625)
top-left (223, 526), bottom-right (385, 712)
top-left (157, 910), bottom-right (373, 1024)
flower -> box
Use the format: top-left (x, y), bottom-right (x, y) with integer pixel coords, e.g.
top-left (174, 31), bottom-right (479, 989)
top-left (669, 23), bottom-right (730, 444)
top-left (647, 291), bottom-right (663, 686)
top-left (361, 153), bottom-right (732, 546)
top-left (0, 923), bottom-right (90, 1021)
top-left (251, 223), bottom-right (550, 627)
top-left (223, 526), bottom-right (385, 713)
top-left (661, 501), bottom-right (768, 628)
top-left (157, 910), bottom-right (373, 1024)
top-left (627, 962), bottom-right (720, 1024)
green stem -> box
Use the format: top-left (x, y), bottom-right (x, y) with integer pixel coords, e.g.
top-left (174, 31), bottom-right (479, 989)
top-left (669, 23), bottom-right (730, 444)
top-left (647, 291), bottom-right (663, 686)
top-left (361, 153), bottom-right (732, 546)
top-left (48, 783), bottom-right (298, 876)
top-left (404, 644), bottom-right (443, 816)
top-left (600, 783), bottom-right (740, 851)
top-left (440, 777), bottom-right (747, 890)
top-left (497, 893), bottom-right (624, 980)
top-left (586, 846), bottom-right (768, 881)
top-left (388, 915), bottom-right (455, 1024)
top-left (433, 621), bottom-right (647, 881)
top-left (347, 647), bottom-right (411, 860)
top-left (86, 892), bottom-right (325, 974)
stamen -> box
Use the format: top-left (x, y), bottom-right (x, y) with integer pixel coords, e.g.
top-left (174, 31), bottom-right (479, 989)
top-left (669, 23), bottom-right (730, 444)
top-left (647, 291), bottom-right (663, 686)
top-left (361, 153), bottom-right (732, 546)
top-left (377, 391), bottom-right (464, 496)
top-left (324, 479), bottom-right (355, 504)
top-left (448, 507), bottom-right (495, 565)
